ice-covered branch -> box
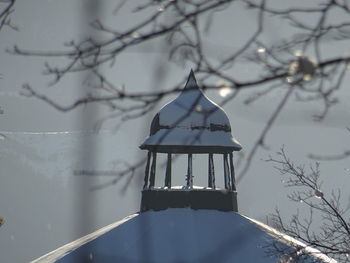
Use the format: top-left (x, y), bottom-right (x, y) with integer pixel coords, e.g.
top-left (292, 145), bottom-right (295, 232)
top-left (267, 148), bottom-right (350, 262)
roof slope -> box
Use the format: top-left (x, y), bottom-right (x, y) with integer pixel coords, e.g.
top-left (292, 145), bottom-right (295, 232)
top-left (31, 209), bottom-right (336, 263)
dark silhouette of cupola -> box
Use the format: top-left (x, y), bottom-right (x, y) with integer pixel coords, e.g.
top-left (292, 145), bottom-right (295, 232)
top-left (140, 70), bottom-right (242, 212)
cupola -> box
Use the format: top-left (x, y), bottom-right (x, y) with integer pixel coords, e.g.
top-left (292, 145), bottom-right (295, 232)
top-left (31, 71), bottom-right (337, 263)
top-left (140, 70), bottom-right (242, 212)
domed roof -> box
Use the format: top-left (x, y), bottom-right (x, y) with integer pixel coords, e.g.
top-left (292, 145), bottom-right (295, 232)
top-left (32, 209), bottom-right (336, 263)
top-left (140, 70), bottom-right (242, 153)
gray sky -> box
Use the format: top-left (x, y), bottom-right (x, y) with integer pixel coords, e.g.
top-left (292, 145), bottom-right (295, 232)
top-left (1, 1), bottom-right (350, 262)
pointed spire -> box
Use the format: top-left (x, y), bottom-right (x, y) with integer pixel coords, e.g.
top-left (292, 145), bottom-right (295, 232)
top-left (189, 68), bottom-right (195, 80)
top-left (184, 69), bottom-right (199, 90)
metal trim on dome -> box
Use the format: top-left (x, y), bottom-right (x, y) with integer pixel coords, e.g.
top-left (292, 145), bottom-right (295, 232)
top-left (140, 145), bottom-right (240, 154)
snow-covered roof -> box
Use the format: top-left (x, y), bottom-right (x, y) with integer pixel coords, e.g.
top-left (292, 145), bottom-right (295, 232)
top-left (31, 209), bottom-right (336, 263)
top-left (140, 70), bottom-right (241, 153)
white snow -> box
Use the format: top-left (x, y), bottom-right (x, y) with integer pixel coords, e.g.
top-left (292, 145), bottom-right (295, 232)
top-left (158, 79), bottom-right (230, 129)
top-left (142, 73), bottom-right (242, 150)
top-left (32, 209), bottom-right (336, 263)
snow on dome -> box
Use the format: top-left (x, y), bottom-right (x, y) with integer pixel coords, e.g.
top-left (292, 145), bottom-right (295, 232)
top-left (140, 70), bottom-right (241, 153)
top-left (32, 209), bottom-right (336, 263)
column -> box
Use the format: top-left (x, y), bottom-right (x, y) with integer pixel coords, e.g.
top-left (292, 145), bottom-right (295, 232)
top-left (229, 153), bottom-right (236, 191)
top-left (186, 154), bottom-right (193, 188)
top-left (165, 153), bottom-right (172, 188)
top-left (149, 152), bottom-right (157, 188)
top-left (143, 151), bottom-right (151, 189)
top-left (208, 153), bottom-right (215, 188)
top-left (223, 153), bottom-right (231, 189)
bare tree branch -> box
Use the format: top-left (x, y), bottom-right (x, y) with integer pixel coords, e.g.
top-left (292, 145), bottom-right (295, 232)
top-left (0, 0), bottom-right (16, 31)
top-left (9, 0), bottom-right (350, 186)
top-left (267, 148), bottom-right (350, 262)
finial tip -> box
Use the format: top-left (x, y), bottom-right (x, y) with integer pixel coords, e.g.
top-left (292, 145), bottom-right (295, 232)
top-left (183, 69), bottom-right (199, 91)
top-left (189, 69), bottom-right (195, 78)
top-left (188, 69), bottom-right (196, 82)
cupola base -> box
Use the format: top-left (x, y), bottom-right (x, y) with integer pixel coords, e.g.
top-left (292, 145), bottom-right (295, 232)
top-left (141, 187), bottom-right (238, 212)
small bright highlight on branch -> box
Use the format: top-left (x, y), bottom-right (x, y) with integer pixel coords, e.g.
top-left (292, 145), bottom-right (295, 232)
top-left (314, 189), bottom-right (324, 199)
top-left (303, 74), bottom-right (312, 81)
top-left (286, 76), bottom-right (294, 83)
top-left (288, 61), bottom-right (299, 76)
top-left (294, 50), bottom-right (303, 56)
top-left (257, 47), bottom-right (266, 53)
top-left (131, 32), bottom-right (140, 39)
top-left (219, 87), bottom-right (232, 97)
top-left (217, 81), bottom-right (232, 97)
top-left (157, 5), bottom-right (165, 12)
